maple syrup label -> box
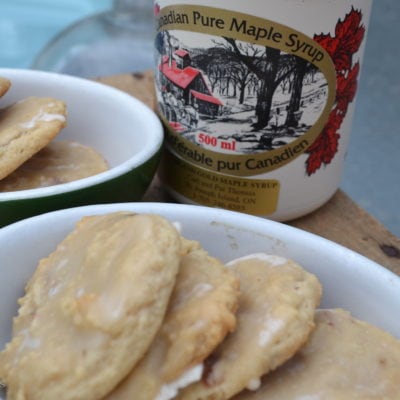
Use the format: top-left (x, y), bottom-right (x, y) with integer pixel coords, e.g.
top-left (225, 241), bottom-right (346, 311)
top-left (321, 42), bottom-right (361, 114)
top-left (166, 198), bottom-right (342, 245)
top-left (154, 1), bottom-right (371, 216)
top-left (155, 5), bottom-right (336, 177)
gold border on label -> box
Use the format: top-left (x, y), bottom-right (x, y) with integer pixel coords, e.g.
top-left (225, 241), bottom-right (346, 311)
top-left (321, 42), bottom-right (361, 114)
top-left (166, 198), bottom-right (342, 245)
top-left (156, 5), bottom-right (337, 177)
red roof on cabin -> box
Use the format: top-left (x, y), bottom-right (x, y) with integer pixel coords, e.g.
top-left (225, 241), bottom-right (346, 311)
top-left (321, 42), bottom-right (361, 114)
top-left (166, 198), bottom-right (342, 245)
top-left (168, 121), bottom-right (186, 132)
top-left (190, 90), bottom-right (223, 106)
top-left (159, 58), bottom-right (200, 89)
top-left (174, 49), bottom-right (189, 58)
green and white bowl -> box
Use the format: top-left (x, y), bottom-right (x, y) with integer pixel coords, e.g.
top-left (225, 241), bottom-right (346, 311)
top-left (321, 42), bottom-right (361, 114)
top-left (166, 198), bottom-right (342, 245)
top-left (0, 69), bottom-right (163, 227)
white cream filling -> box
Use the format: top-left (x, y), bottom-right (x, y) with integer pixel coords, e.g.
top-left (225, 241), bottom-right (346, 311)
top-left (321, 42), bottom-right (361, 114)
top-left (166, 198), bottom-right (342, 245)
top-left (172, 221), bottom-right (182, 233)
top-left (192, 283), bottom-right (213, 297)
top-left (247, 377), bottom-right (262, 391)
top-left (20, 110), bottom-right (66, 129)
top-left (155, 364), bottom-right (203, 400)
top-left (259, 318), bottom-right (284, 347)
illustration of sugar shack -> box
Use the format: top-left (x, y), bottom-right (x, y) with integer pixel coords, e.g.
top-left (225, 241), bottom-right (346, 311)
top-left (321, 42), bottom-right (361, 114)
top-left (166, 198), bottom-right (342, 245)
top-left (158, 49), bottom-right (223, 117)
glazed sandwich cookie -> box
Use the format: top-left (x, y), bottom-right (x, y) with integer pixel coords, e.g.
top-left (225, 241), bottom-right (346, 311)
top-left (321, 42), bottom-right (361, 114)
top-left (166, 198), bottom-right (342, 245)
top-left (177, 254), bottom-right (322, 400)
top-left (0, 96), bottom-right (66, 180)
top-left (0, 140), bottom-right (109, 192)
top-left (234, 309), bottom-right (400, 399)
top-left (0, 212), bottom-right (182, 400)
top-left (0, 77), bottom-right (11, 98)
top-left (106, 245), bottom-right (240, 400)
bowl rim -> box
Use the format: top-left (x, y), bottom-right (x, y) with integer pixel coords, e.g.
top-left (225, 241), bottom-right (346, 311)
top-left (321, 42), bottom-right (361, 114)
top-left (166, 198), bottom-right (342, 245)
top-left (0, 68), bottom-right (163, 201)
top-left (1, 202), bottom-right (400, 339)
top-left (1, 200), bottom-right (397, 281)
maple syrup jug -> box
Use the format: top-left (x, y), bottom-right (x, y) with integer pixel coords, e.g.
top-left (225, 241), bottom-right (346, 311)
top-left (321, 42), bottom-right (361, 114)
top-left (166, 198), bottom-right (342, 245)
top-left (154, 0), bottom-right (373, 220)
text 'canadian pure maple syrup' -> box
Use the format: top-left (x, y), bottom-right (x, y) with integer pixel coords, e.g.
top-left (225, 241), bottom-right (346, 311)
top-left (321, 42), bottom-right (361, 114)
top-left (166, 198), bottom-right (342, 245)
top-left (154, 0), bottom-right (373, 220)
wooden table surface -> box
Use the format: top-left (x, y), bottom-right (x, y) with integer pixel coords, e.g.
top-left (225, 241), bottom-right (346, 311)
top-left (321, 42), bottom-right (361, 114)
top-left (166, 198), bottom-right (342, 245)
top-left (96, 71), bottom-right (400, 277)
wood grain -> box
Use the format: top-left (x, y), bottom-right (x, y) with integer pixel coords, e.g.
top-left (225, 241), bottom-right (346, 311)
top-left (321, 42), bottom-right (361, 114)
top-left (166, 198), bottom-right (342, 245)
top-left (96, 72), bottom-right (400, 276)
top-left (291, 190), bottom-right (400, 276)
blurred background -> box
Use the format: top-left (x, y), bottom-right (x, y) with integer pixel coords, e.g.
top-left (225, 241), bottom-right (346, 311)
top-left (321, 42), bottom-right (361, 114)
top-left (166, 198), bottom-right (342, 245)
top-left (0, 0), bottom-right (399, 236)
top-left (0, 1), bottom-right (112, 69)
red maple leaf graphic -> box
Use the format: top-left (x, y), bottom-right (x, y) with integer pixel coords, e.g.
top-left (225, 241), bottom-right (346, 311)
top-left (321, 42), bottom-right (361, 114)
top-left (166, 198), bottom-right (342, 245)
top-left (314, 8), bottom-right (365, 73)
top-left (306, 8), bottom-right (365, 175)
top-left (306, 111), bottom-right (342, 175)
top-left (336, 62), bottom-right (360, 114)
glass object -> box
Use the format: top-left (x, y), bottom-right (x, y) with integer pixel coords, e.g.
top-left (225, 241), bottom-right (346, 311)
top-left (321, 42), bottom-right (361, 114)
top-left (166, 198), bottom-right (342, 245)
top-left (32, 0), bottom-right (154, 77)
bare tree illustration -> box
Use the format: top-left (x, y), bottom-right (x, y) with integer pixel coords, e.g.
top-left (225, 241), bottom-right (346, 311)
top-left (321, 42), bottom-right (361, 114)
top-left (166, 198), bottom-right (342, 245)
top-left (285, 57), bottom-right (309, 127)
top-left (223, 38), bottom-right (295, 130)
top-left (191, 46), bottom-right (227, 93)
top-left (224, 60), bottom-right (256, 104)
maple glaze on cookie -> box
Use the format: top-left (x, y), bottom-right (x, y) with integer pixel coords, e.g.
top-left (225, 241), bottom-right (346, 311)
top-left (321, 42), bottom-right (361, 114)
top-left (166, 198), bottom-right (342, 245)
top-left (0, 140), bottom-right (108, 192)
top-left (0, 97), bottom-right (66, 180)
top-left (0, 212), bottom-right (182, 400)
top-left (177, 253), bottom-right (322, 400)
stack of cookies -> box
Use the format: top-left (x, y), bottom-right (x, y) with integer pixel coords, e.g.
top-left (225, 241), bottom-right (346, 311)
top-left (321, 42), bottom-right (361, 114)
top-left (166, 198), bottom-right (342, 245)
top-left (0, 212), bottom-right (399, 400)
top-left (0, 76), bottom-right (108, 192)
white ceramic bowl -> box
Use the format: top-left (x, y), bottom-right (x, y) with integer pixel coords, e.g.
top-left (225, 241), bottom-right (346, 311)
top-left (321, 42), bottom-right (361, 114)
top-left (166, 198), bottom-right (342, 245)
top-left (0, 69), bottom-right (164, 227)
top-left (1, 202), bottom-right (399, 353)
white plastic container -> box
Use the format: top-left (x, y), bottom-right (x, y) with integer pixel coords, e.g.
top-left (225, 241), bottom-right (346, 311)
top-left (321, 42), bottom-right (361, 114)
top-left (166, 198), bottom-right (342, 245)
top-left (154, 0), bottom-right (373, 220)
